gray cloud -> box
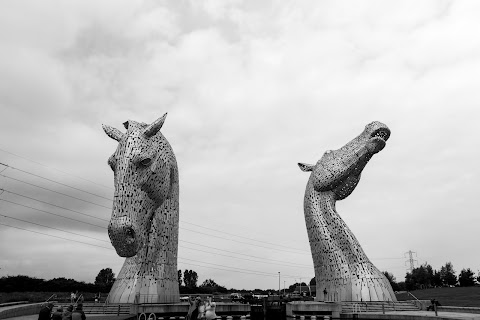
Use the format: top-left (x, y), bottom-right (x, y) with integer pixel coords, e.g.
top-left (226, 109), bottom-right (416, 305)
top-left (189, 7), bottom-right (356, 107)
top-left (1, 0), bottom-right (479, 288)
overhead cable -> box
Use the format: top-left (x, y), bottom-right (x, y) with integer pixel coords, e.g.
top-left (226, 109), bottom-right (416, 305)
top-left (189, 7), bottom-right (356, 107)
top-left (0, 147), bottom-right (112, 190)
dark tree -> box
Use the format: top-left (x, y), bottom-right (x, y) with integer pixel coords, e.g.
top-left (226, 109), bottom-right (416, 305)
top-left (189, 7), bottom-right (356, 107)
top-left (95, 268), bottom-right (115, 291)
top-left (0, 275), bottom-right (96, 293)
top-left (0, 275), bottom-right (44, 292)
top-left (287, 282), bottom-right (307, 293)
top-left (432, 270), bottom-right (442, 287)
top-left (440, 262), bottom-right (457, 286)
top-left (405, 272), bottom-right (415, 291)
top-left (178, 270), bottom-right (182, 286)
top-left (183, 269), bottom-right (198, 288)
top-left (404, 263), bottom-right (436, 290)
top-left (396, 281), bottom-right (406, 291)
top-left (197, 279), bottom-right (227, 294)
top-left (200, 279), bottom-right (218, 287)
top-left (458, 268), bottom-right (475, 287)
top-left (382, 271), bottom-right (400, 291)
top-left (309, 277), bottom-right (316, 286)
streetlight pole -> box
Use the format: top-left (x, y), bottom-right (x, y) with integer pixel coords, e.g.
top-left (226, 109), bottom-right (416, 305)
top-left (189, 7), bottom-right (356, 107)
top-left (278, 272), bottom-right (281, 296)
top-left (284, 281), bottom-right (286, 295)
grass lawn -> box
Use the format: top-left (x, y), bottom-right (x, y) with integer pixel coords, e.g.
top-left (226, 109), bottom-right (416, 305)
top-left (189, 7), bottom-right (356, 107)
top-left (396, 287), bottom-right (480, 308)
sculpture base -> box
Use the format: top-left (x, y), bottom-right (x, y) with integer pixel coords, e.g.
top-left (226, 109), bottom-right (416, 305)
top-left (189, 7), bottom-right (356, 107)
top-left (134, 303), bottom-right (250, 319)
top-left (106, 257), bottom-right (180, 304)
top-left (286, 301), bottom-right (342, 319)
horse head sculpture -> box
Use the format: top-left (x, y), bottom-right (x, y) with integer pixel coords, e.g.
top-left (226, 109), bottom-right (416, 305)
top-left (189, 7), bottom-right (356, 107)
top-left (298, 121), bottom-right (396, 302)
top-left (102, 113), bottom-right (180, 303)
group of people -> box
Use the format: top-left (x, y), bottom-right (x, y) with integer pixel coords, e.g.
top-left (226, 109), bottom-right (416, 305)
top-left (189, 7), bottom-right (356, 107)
top-left (38, 302), bottom-right (86, 320)
top-left (186, 296), bottom-right (217, 320)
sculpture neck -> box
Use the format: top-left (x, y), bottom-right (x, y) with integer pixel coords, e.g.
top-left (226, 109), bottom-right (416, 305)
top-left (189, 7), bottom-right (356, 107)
top-left (304, 183), bottom-right (371, 265)
top-left (319, 190), bottom-right (337, 213)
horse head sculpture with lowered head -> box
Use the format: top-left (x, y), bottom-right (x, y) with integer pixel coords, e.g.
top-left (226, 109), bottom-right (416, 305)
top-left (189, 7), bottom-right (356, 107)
top-left (102, 113), bottom-right (179, 304)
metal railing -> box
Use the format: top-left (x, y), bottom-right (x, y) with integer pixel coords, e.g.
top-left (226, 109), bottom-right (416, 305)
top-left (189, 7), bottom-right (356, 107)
top-left (41, 294), bottom-right (57, 306)
top-left (407, 291), bottom-right (420, 301)
top-left (352, 302), bottom-right (367, 313)
top-left (75, 294), bottom-right (84, 305)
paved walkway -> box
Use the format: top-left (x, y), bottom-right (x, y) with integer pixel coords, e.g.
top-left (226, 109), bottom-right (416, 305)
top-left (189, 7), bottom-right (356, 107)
top-left (0, 304), bottom-right (39, 312)
top-left (362, 310), bottom-right (480, 319)
top-left (5, 315), bottom-right (134, 320)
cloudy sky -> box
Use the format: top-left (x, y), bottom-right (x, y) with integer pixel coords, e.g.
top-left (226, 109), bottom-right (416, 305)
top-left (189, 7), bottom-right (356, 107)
top-left (1, 0), bottom-right (479, 291)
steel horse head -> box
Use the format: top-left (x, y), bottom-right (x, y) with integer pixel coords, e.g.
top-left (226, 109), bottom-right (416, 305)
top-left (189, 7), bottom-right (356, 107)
top-left (102, 113), bottom-right (179, 303)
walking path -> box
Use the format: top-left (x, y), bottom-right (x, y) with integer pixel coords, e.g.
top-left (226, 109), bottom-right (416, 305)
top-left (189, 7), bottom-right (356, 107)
top-left (5, 315), bottom-right (134, 320)
top-left (359, 310), bottom-right (480, 320)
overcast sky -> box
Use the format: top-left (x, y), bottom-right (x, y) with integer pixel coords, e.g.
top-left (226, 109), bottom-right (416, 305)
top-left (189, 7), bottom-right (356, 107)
top-left (1, 0), bottom-right (479, 291)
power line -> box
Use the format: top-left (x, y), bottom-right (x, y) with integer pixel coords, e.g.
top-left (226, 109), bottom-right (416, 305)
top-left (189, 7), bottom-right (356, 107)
top-left (0, 183), bottom-right (308, 256)
top-left (0, 147), bottom-right (112, 190)
top-left (178, 260), bottom-right (283, 278)
top-left (0, 180), bottom-right (402, 266)
top-left (182, 227), bottom-right (309, 255)
top-left (180, 240), bottom-right (313, 267)
top-left (181, 221), bottom-right (308, 253)
top-left (0, 213), bottom-right (109, 243)
top-left (0, 149), bottom-right (313, 277)
top-left (0, 162), bottom-right (111, 201)
top-left (0, 198), bottom-right (106, 229)
top-left (1, 188), bottom-right (109, 223)
top-left (0, 222), bottom-right (112, 250)
top-left (0, 160), bottom-right (311, 256)
top-left (179, 257), bottom-right (307, 279)
top-left (0, 192), bottom-right (312, 268)
top-left (0, 160), bottom-right (307, 253)
top-left (0, 207), bottom-right (307, 270)
top-left (0, 223), bottom-right (310, 279)
top-left (180, 245), bottom-right (312, 269)
top-left (0, 174), bottom-right (112, 209)
top-left (0, 210), bottom-right (309, 271)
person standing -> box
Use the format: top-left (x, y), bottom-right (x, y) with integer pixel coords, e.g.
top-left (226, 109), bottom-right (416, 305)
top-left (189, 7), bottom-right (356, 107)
top-left (62, 305), bottom-right (73, 320)
top-left (72, 304), bottom-right (86, 320)
top-left (52, 307), bottom-right (63, 320)
top-left (186, 296), bottom-right (198, 320)
top-left (38, 302), bottom-right (54, 320)
top-left (197, 298), bottom-right (206, 320)
top-left (205, 296), bottom-right (217, 320)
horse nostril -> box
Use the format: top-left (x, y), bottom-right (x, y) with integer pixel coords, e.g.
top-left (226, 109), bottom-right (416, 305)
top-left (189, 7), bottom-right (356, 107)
top-left (125, 227), bottom-right (135, 244)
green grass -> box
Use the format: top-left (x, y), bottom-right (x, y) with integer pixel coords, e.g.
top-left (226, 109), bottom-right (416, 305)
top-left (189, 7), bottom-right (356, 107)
top-left (396, 287), bottom-right (480, 308)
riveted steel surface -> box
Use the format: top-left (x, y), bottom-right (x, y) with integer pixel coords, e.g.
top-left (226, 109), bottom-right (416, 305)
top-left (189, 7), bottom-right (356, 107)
top-left (298, 121), bottom-right (396, 302)
top-left (102, 113), bottom-right (179, 303)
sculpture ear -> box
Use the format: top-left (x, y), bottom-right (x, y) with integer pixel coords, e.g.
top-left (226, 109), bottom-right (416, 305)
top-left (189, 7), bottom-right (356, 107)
top-left (298, 163), bottom-right (315, 172)
top-left (102, 124), bottom-right (125, 142)
top-left (144, 113), bottom-right (167, 138)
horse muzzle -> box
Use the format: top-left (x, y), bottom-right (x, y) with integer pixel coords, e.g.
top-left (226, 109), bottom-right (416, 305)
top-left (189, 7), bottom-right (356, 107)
top-left (108, 216), bottom-right (142, 257)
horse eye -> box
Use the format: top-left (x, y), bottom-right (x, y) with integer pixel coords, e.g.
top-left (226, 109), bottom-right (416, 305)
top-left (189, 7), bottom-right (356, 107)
top-left (140, 158), bottom-right (152, 166)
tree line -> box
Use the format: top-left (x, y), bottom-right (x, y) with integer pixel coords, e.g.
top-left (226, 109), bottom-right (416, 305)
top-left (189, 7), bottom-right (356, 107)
top-left (178, 269), bottom-right (228, 294)
top-left (178, 270), bottom-right (317, 295)
top-left (0, 268), bottom-right (116, 293)
top-left (383, 262), bottom-right (480, 291)
top-left (4, 264), bottom-right (478, 295)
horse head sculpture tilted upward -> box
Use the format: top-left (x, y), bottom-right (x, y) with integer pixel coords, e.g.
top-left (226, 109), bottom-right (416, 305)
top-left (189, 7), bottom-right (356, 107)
top-left (102, 113), bottom-right (179, 303)
top-left (298, 121), bottom-right (396, 302)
